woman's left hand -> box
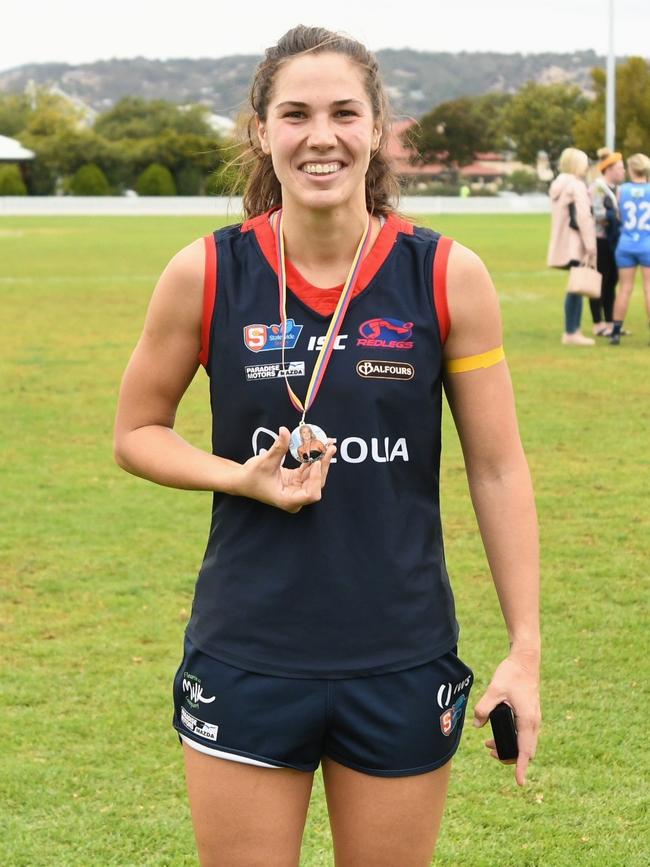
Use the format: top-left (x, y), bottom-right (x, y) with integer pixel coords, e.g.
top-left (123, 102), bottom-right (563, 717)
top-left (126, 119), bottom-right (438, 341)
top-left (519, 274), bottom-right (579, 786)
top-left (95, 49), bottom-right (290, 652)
top-left (472, 649), bottom-right (541, 786)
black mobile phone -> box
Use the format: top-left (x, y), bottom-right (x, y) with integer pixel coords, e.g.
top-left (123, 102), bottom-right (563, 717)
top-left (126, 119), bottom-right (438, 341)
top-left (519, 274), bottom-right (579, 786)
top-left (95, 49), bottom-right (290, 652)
top-left (489, 702), bottom-right (519, 761)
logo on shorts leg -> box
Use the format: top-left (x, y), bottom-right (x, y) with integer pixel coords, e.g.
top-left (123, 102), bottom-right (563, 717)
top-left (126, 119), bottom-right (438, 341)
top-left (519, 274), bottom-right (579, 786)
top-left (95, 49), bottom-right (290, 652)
top-left (180, 707), bottom-right (219, 742)
top-left (439, 694), bottom-right (466, 737)
top-left (436, 674), bottom-right (473, 709)
top-left (183, 672), bottom-right (215, 709)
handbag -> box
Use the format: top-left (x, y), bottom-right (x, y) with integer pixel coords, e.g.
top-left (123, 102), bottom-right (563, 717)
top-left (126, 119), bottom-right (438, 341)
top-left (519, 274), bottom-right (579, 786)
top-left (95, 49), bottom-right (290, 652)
top-left (567, 265), bottom-right (602, 299)
top-left (568, 202), bottom-right (579, 230)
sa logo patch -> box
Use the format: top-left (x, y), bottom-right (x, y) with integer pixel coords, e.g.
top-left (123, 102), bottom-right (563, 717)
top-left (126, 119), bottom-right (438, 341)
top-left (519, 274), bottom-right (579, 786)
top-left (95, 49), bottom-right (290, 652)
top-left (439, 694), bottom-right (467, 737)
top-left (243, 318), bottom-right (302, 353)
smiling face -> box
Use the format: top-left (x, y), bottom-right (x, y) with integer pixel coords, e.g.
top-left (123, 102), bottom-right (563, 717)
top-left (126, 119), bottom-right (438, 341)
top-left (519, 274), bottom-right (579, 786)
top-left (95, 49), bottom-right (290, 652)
top-left (256, 52), bottom-right (381, 214)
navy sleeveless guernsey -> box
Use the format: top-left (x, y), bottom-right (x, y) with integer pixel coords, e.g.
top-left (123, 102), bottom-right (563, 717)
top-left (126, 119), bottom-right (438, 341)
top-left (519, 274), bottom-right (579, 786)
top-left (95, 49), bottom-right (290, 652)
top-left (186, 211), bottom-right (459, 678)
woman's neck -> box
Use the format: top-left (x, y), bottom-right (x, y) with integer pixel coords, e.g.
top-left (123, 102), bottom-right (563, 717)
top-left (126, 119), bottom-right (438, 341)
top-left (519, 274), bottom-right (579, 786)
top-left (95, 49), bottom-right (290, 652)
top-left (279, 200), bottom-right (376, 274)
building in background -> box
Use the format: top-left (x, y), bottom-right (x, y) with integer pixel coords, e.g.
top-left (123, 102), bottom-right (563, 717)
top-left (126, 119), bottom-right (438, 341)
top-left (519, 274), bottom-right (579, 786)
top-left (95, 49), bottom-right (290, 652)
top-left (388, 118), bottom-right (539, 194)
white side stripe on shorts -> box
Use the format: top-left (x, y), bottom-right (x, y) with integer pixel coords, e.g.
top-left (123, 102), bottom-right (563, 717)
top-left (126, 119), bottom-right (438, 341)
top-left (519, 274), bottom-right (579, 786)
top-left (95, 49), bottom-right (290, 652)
top-left (180, 734), bottom-right (282, 768)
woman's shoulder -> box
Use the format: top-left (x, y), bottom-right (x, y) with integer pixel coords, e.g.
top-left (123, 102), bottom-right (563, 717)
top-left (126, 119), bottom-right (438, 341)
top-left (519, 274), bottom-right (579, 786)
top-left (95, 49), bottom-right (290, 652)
top-left (149, 238), bottom-right (206, 327)
top-left (164, 237), bottom-right (206, 286)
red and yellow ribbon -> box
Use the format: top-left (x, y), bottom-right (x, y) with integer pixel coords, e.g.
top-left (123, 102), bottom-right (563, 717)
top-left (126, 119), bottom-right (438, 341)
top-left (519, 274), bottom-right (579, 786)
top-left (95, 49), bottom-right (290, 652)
top-left (274, 209), bottom-right (372, 421)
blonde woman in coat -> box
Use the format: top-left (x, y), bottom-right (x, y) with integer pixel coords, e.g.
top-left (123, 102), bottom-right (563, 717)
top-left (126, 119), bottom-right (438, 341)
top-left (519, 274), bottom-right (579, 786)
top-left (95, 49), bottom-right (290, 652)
top-left (547, 148), bottom-right (597, 346)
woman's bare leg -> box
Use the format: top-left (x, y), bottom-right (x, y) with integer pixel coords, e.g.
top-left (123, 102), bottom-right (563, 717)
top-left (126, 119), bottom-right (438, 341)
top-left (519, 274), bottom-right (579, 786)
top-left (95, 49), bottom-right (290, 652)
top-left (322, 756), bottom-right (452, 867)
top-left (183, 744), bottom-right (314, 867)
top-left (612, 267), bottom-right (637, 322)
top-left (641, 267), bottom-right (650, 321)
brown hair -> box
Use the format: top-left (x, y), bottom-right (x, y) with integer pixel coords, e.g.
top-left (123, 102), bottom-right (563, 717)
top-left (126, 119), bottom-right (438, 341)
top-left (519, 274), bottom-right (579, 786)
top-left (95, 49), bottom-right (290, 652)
top-left (237, 25), bottom-right (400, 218)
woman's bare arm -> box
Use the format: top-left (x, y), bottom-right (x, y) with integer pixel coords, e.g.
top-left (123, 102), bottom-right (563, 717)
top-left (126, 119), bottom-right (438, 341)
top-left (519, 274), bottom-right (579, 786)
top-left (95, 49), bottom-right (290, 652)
top-left (113, 238), bottom-right (334, 511)
top-left (443, 242), bottom-right (541, 785)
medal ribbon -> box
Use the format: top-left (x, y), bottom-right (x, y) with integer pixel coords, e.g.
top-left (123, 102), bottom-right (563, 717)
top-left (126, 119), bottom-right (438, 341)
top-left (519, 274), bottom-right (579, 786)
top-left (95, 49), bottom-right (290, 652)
top-left (274, 208), bottom-right (372, 422)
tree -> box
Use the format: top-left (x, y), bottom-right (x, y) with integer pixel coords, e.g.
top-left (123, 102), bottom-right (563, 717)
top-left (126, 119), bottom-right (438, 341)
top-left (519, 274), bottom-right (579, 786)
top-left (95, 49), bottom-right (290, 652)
top-left (90, 101), bottom-right (224, 194)
top-left (0, 165), bottom-right (27, 195)
top-left (502, 82), bottom-right (588, 168)
top-left (3, 89), bottom-right (224, 195)
top-left (136, 163), bottom-right (177, 195)
top-left (573, 58), bottom-right (650, 156)
top-left (470, 92), bottom-right (513, 153)
top-left (19, 129), bottom-right (111, 194)
top-left (175, 164), bottom-right (203, 195)
top-left (0, 93), bottom-right (32, 137)
top-left (408, 97), bottom-right (493, 167)
top-left (507, 169), bottom-right (538, 194)
top-left (22, 88), bottom-right (83, 138)
top-left (70, 163), bottom-right (111, 195)
top-left (94, 97), bottom-right (214, 140)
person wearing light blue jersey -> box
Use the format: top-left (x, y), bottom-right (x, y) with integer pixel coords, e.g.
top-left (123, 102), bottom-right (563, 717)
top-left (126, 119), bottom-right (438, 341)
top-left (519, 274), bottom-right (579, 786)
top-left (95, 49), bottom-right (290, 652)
top-left (610, 153), bottom-right (650, 345)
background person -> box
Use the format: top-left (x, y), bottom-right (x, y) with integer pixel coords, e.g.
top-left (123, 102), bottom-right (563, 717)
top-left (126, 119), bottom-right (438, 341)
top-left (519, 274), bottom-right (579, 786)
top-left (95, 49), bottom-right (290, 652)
top-left (589, 148), bottom-right (624, 335)
top-left (114, 25), bottom-right (540, 866)
top-left (547, 147), bottom-right (597, 346)
top-left (610, 153), bottom-right (650, 345)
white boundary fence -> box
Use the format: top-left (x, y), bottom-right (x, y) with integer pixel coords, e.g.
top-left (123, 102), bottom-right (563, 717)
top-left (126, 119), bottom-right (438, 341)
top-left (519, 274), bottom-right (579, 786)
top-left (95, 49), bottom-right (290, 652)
top-left (0, 195), bottom-right (550, 217)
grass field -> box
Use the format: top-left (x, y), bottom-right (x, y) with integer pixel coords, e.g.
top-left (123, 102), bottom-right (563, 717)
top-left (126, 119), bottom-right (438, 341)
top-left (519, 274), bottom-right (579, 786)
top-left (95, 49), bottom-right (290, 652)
top-left (1, 213), bottom-right (649, 866)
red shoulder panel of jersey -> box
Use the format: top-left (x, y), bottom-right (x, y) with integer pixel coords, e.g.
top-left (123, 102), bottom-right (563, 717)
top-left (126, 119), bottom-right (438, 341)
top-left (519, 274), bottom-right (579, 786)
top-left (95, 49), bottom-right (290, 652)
top-left (244, 210), bottom-right (414, 316)
top-left (198, 234), bottom-right (218, 368)
top-left (433, 236), bottom-right (453, 345)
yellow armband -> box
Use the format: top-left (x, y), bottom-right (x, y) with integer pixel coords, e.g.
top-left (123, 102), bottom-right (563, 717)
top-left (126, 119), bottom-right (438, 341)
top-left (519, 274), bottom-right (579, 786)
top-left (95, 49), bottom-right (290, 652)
top-left (445, 345), bottom-right (505, 374)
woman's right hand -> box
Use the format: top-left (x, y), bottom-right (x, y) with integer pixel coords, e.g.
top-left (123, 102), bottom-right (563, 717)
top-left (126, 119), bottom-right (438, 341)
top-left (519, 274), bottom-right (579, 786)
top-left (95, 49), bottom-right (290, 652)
top-left (236, 427), bottom-right (336, 513)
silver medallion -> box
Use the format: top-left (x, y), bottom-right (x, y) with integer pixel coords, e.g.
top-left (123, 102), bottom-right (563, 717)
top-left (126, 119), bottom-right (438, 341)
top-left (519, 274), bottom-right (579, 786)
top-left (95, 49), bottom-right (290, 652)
top-left (289, 423), bottom-right (328, 464)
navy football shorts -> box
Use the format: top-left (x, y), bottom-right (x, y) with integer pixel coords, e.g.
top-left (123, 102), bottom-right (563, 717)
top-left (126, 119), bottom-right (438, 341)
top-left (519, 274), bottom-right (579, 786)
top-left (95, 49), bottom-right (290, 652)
top-left (172, 636), bottom-right (473, 777)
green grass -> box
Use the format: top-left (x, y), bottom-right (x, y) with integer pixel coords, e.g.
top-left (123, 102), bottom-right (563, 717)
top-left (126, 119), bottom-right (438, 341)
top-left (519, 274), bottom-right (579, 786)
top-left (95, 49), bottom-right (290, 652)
top-left (1, 215), bottom-right (648, 866)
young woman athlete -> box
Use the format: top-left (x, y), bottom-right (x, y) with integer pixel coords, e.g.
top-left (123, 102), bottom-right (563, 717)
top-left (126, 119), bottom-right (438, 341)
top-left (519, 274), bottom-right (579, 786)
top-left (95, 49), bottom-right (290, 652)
top-left (114, 26), bottom-right (540, 867)
top-left (610, 153), bottom-right (650, 345)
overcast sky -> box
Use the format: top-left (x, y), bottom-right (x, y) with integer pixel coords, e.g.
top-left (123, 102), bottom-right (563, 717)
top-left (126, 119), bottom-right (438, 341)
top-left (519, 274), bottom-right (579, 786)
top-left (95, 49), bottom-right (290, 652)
top-left (1, 0), bottom-right (648, 71)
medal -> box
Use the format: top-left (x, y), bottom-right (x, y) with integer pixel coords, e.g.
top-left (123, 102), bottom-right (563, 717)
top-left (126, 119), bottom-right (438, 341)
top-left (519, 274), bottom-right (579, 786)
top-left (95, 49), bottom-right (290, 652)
top-left (273, 209), bottom-right (372, 463)
top-left (288, 422), bottom-right (329, 464)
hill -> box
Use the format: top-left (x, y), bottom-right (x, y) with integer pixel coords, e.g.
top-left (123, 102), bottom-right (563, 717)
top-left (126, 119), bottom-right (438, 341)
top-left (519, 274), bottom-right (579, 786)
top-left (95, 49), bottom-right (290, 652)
top-left (0, 49), bottom-right (619, 120)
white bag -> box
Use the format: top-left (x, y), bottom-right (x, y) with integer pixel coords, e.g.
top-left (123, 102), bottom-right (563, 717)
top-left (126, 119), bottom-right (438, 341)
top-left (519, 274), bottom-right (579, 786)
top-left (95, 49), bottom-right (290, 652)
top-left (567, 266), bottom-right (602, 299)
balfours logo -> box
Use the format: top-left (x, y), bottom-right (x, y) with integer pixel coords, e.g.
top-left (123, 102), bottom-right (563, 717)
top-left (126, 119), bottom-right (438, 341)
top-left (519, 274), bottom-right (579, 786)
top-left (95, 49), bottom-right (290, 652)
top-left (356, 360), bottom-right (414, 380)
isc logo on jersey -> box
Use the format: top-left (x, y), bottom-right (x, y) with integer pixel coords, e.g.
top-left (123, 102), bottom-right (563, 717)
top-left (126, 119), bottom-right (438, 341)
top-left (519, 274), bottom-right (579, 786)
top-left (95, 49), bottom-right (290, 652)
top-left (252, 428), bottom-right (409, 464)
top-left (243, 318), bottom-right (302, 353)
top-left (357, 318), bottom-right (414, 350)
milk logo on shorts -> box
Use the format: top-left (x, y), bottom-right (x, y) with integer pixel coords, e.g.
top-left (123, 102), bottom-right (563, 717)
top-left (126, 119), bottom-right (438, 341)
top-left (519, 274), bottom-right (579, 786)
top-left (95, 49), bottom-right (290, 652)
top-left (436, 673), bottom-right (473, 709)
top-left (182, 671), bottom-right (215, 709)
top-left (243, 318), bottom-right (302, 353)
top-left (357, 318), bottom-right (414, 350)
top-left (252, 427), bottom-right (409, 465)
top-left (440, 694), bottom-right (466, 737)
top-left (180, 707), bottom-right (219, 742)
